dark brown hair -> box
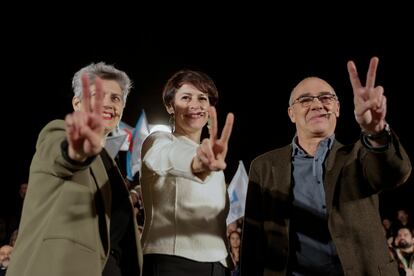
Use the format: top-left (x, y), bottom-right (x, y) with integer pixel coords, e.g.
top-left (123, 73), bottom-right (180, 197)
top-left (162, 69), bottom-right (219, 108)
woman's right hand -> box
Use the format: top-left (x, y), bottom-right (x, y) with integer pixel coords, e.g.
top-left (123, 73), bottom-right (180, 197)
top-left (193, 106), bottom-right (234, 172)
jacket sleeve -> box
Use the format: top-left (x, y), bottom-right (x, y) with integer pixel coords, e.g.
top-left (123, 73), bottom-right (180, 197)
top-left (142, 131), bottom-right (210, 183)
top-left (360, 129), bottom-right (412, 191)
top-left (240, 160), bottom-right (266, 276)
top-left (30, 120), bottom-right (97, 178)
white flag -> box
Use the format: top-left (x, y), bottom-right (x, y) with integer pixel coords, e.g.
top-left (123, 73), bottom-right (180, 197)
top-left (106, 121), bottom-right (134, 158)
top-left (105, 134), bottom-right (128, 159)
top-left (226, 160), bottom-right (249, 225)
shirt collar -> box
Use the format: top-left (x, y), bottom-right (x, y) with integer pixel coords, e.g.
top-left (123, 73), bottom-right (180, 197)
top-left (291, 134), bottom-right (335, 157)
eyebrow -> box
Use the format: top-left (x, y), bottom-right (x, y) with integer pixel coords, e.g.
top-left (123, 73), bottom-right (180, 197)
top-left (90, 89), bottom-right (123, 95)
top-left (179, 91), bottom-right (207, 97)
top-left (298, 91), bottom-right (335, 97)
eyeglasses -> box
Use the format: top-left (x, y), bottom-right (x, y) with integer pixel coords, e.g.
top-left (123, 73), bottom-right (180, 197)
top-left (291, 93), bottom-right (338, 107)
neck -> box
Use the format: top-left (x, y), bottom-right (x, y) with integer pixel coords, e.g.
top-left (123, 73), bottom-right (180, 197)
top-left (101, 132), bottom-right (110, 146)
top-left (297, 136), bottom-right (327, 156)
top-left (174, 127), bottom-right (202, 144)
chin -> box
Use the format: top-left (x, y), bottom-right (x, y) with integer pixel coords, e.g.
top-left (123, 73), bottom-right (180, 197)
top-left (312, 124), bottom-right (332, 133)
top-left (187, 122), bottom-right (205, 130)
top-left (104, 125), bottom-right (115, 135)
top-left (310, 129), bottom-right (329, 137)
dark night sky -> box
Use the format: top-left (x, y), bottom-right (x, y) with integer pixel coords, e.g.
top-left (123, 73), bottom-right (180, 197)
top-left (2, 8), bottom-right (413, 217)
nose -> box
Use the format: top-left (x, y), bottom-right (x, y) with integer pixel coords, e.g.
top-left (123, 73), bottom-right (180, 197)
top-left (310, 98), bottom-right (324, 109)
top-left (102, 93), bottom-right (112, 104)
top-left (189, 99), bottom-right (203, 110)
top-left (100, 94), bottom-right (118, 114)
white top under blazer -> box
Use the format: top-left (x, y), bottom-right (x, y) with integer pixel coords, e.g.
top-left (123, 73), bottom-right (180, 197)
top-left (140, 131), bottom-right (229, 265)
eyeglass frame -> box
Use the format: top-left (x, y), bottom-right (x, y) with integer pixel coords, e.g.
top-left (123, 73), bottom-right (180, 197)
top-left (291, 92), bottom-right (338, 107)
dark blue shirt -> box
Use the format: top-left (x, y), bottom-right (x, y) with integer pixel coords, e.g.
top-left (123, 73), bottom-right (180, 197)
top-left (290, 135), bottom-right (343, 275)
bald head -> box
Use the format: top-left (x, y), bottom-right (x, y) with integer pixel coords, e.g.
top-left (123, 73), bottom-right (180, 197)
top-left (289, 77), bottom-right (336, 106)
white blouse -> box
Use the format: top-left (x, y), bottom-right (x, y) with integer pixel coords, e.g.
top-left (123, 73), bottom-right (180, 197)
top-left (140, 131), bottom-right (229, 264)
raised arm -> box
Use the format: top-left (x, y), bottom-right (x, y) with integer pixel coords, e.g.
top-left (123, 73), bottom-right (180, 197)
top-left (192, 106), bottom-right (234, 173)
top-left (65, 74), bottom-right (105, 162)
top-left (347, 56), bottom-right (387, 134)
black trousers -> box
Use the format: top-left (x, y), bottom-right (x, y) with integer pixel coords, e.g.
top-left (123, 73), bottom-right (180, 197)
top-left (143, 254), bottom-right (229, 276)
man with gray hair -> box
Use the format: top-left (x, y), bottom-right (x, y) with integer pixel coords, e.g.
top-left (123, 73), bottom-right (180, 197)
top-left (6, 62), bottom-right (142, 276)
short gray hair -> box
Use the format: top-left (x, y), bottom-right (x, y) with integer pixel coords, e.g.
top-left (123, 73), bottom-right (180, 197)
top-left (72, 62), bottom-right (132, 106)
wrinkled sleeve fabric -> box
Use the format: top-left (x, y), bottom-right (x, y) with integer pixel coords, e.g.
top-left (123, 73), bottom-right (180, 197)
top-left (142, 131), bottom-right (210, 183)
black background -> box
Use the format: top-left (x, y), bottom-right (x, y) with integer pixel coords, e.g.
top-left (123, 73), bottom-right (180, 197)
top-left (2, 6), bottom-right (413, 218)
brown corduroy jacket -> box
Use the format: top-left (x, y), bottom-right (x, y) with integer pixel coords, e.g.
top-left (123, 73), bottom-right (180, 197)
top-left (241, 132), bottom-right (412, 276)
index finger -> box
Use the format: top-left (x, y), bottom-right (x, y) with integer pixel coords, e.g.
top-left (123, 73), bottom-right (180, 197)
top-left (218, 112), bottom-right (234, 145)
top-left (347, 60), bottom-right (362, 92)
top-left (81, 73), bottom-right (91, 112)
top-left (365, 56), bottom-right (379, 89)
top-left (208, 106), bottom-right (218, 143)
top-left (92, 77), bottom-right (103, 116)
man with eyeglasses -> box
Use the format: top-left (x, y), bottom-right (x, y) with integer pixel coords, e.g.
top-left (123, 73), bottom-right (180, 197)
top-left (241, 57), bottom-right (412, 276)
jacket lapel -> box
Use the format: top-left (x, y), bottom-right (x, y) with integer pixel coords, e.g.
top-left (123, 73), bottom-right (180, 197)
top-left (90, 156), bottom-right (112, 225)
top-left (324, 140), bottom-right (345, 211)
top-left (271, 145), bottom-right (292, 197)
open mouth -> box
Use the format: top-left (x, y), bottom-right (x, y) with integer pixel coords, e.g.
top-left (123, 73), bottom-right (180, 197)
top-left (102, 111), bottom-right (115, 120)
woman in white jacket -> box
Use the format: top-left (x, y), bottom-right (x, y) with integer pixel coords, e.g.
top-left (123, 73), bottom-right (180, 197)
top-left (140, 69), bottom-right (234, 276)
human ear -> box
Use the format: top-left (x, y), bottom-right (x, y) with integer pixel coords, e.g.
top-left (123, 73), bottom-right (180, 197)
top-left (166, 104), bottom-right (174, 115)
top-left (288, 106), bottom-right (296, 123)
top-left (72, 96), bottom-right (81, 111)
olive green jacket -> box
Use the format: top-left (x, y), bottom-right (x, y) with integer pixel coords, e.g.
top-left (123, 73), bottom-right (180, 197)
top-left (7, 120), bottom-right (142, 276)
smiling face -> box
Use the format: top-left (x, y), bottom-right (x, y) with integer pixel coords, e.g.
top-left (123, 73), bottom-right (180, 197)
top-left (288, 77), bottom-right (340, 140)
top-left (73, 79), bottom-right (124, 135)
top-left (166, 83), bottom-right (210, 139)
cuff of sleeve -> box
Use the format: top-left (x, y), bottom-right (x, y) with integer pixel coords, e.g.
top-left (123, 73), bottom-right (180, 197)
top-left (360, 130), bottom-right (392, 153)
top-left (61, 140), bottom-right (95, 166)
